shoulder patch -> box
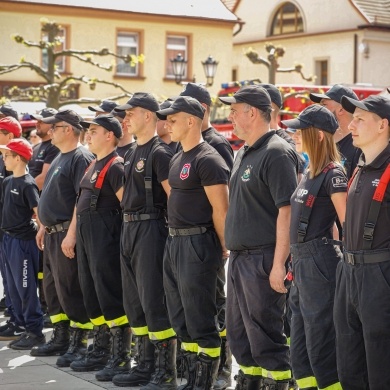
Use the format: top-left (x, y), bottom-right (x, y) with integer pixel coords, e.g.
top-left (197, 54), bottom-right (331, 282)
top-left (332, 176), bottom-right (347, 188)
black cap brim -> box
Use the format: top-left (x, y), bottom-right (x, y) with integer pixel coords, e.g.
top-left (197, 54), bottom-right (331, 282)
top-left (40, 116), bottom-right (60, 124)
top-left (341, 96), bottom-right (368, 114)
top-left (309, 93), bottom-right (330, 103)
top-left (281, 117), bottom-right (312, 130)
top-left (88, 105), bottom-right (102, 112)
top-left (219, 97), bottom-right (236, 105)
top-left (156, 107), bottom-right (179, 120)
top-left (30, 114), bottom-right (43, 120)
top-left (115, 103), bottom-right (133, 111)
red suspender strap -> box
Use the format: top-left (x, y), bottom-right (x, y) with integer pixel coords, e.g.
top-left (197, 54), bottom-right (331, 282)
top-left (95, 156), bottom-right (119, 189)
top-left (362, 163), bottom-right (390, 250)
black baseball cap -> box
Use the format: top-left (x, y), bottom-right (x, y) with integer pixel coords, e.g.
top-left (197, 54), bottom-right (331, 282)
top-left (387, 87), bottom-right (390, 93)
top-left (81, 114), bottom-right (123, 139)
top-left (41, 109), bottom-right (84, 130)
top-left (310, 84), bottom-right (358, 104)
top-left (282, 105), bottom-right (339, 134)
top-left (156, 96), bottom-right (205, 120)
top-left (0, 104), bottom-right (18, 121)
top-left (30, 107), bottom-right (58, 121)
top-left (88, 100), bottom-right (118, 113)
top-left (219, 85), bottom-right (272, 111)
top-left (111, 108), bottom-right (126, 120)
top-left (116, 93), bottom-right (159, 112)
top-left (159, 99), bottom-right (173, 111)
top-left (180, 83), bottom-right (211, 106)
top-left (341, 95), bottom-right (390, 122)
top-left (259, 84), bottom-right (282, 108)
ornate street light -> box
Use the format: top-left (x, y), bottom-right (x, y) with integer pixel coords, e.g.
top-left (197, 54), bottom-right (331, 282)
top-left (170, 53), bottom-right (187, 84)
top-left (202, 55), bottom-right (219, 87)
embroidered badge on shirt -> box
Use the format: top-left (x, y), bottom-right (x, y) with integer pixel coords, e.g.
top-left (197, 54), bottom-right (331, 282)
top-left (135, 159), bottom-right (145, 173)
top-left (241, 165), bottom-right (252, 182)
top-left (180, 163), bottom-right (191, 180)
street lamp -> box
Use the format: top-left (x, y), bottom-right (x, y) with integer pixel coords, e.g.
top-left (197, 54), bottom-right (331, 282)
top-left (202, 55), bottom-right (219, 87)
top-left (170, 53), bottom-right (187, 84)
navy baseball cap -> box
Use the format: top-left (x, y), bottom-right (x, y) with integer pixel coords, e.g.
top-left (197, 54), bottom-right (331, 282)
top-left (0, 104), bottom-right (18, 121)
top-left (156, 96), bottom-right (205, 120)
top-left (259, 84), bottom-right (282, 108)
top-left (81, 114), bottom-right (123, 139)
top-left (116, 93), bottom-right (159, 112)
top-left (41, 109), bottom-right (84, 130)
top-left (341, 95), bottom-right (390, 122)
top-left (159, 99), bottom-right (173, 111)
top-left (111, 108), bottom-right (126, 120)
top-left (88, 100), bottom-right (118, 113)
top-left (310, 84), bottom-right (358, 104)
top-left (282, 105), bottom-right (339, 134)
top-left (30, 107), bottom-right (58, 121)
top-left (180, 83), bottom-right (211, 106)
top-left (219, 85), bottom-right (272, 112)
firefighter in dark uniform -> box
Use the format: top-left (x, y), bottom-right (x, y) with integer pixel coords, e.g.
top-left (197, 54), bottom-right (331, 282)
top-left (67, 114), bottom-right (130, 381)
top-left (157, 96), bottom-right (229, 390)
top-left (29, 107), bottom-right (60, 327)
top-left (282, 105), bottom-right (347, 390)
top-left (111, 108), bottom-right (135, 158)
top-left (31, 110), bottom-right (94, 367)
top-left (179, 82), bottom-right (233, 390)
top-left (334, 95), bottom-right (390, 390)
top-left (220, 86), bottom-right (298, 390)
top-left (112, 93), bottom-right (176, 390)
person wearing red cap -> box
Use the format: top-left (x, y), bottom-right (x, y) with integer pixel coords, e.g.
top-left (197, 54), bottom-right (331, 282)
top-left (0, 138), bottom-right (45, 350)
top-left (0, 117), bottom-right (23, 339)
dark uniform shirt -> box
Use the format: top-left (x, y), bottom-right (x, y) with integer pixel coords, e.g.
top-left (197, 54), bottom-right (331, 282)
top-left (77, 151), bottom-right (124, 214)
top-left (0, 157), bottom-right (11, 240)
top-left (225, 131), bottom-right (298, 251)
top-left (168, 142), bottom-right (229, 228)
top-left (1, 174), bottom-right (39, 240)
top-left (38, 146), bottom-right (94, 227)
top-left (121, 136), bottom-right (173, 213)
top-left (116, 142), bottom-right (133, 159)
top-left (290, 165), bottom-right (347, 244)
top-left (28, 140), bottom-right (60, 178)
top-left (337, 133), bottom-right (361, 179)
top-left (344, 144), bottom-right (390, 251)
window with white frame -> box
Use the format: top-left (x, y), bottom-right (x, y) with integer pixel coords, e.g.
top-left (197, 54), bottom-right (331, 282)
top-left (116, 32), bottom-right (139, 76)
top-left (42, 26), bottom-right (67, 73)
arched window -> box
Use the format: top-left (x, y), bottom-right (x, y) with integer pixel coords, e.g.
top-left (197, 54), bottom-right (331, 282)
top-left (270, 2), bottom-right (304, 36)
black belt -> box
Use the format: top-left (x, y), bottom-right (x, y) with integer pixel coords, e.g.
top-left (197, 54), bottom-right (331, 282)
top-left (344, 250), bottom-right (390, 265)
top-left (123, 213), bottom-right (162, 222)
top-left (169, 227), bottom-right (207, 236)
top-left (45, 221), bottom-right (71, 234)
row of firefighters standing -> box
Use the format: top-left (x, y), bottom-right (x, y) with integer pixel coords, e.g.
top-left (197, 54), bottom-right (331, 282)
top-left (2, 81), bottom-right (390, 390)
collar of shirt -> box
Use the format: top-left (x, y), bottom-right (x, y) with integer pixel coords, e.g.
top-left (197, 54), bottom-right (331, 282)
top-left (358, 143), bottom-right (390, 169)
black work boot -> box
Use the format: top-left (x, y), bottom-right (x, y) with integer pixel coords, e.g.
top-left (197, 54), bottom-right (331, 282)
top-left (31, 321), bottom-right (70, 356)
top-left (141, 338), bottom-right (177, 390)
top-left (112, 334), bottom-right (155, 387)
top-left (194, 353), bottom-right (220, 390)
top-left (261, 378), bottom-right (289, 390)
top-left (56, 328), bottom-right (88, 367)
top-left (234, 370), bottom-right (262, 390)
top-left (95, 326), bottom-right (132, 381)
top-left (178, 350), bottom-right (198, 390)
top-left (70, 324), bottom-right (111, 372)
top-left (214, 338), bottom-right (232, 390)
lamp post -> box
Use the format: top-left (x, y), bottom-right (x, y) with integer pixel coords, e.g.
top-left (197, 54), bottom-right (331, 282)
top-left (170, 53), bottom-right (187, 84)
top-left (202, 55), bottom-right (219, 87)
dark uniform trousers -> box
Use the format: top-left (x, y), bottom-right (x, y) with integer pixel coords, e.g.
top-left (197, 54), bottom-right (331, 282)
top-left (120, 218), bottom-right (173, 338)
top-left (0, 239), bottom-right (13, 314)
top-left (289, 238), bottom-right (342, 390)
top-left (77, 210), bottom-right (127, 326)
top-left (334, 255), bottom-right (390, 390)
top-left (226, 247), bottom-right (291, 379)
top-left (163, 230), bottom-right (222, 352)
top-left (43, 231), bottom-right (90, 326)
top-left (3, 234), bottom-right (43, 334)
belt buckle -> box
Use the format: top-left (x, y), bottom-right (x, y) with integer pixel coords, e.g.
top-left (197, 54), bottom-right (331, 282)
top-left (345, 252), bottom-right (355, 265)
top-left (45, 226), bottom-right (52, 234)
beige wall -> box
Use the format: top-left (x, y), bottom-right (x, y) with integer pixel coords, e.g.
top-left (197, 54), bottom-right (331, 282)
top-left (0, 5), bottom-right (235, 104)
top-left (233, 0), bottom-right (365, 44)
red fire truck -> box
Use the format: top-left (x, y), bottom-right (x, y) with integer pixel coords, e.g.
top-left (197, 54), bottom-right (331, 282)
top-left (210, 80), bottom-right (384, 149)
